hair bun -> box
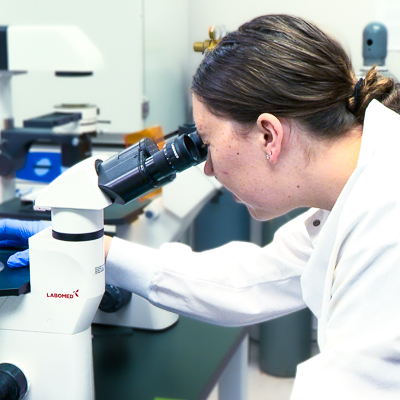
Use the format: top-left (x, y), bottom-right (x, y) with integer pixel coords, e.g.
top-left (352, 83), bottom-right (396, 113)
top-left (349, 67), bottom-right (399, 121)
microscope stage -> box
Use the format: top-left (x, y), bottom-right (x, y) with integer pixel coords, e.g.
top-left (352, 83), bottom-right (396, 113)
top-left (0, 249), bottom-right (30, 296)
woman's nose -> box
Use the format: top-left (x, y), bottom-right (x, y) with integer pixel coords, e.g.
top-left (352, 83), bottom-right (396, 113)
top-left (203, 151), bottom-right (214, 177)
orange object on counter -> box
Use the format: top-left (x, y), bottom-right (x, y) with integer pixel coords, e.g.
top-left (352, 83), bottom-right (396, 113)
top-left (124, 125), bottom-right (165, 150)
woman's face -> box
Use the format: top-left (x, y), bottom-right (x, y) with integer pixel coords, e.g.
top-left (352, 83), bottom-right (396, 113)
top-left (192, 95), bottom-right (301, 221)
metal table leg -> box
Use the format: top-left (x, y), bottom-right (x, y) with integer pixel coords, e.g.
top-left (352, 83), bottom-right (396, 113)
top-left (218, 334), bottom-right (248, 400)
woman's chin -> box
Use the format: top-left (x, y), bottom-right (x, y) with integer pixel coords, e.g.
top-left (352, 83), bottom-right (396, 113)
top-left (247, 206), bottom-right (277, 222)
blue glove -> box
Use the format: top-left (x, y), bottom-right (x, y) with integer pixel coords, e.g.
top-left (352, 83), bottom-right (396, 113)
top-left (0, 219), bottom-right (49, 268)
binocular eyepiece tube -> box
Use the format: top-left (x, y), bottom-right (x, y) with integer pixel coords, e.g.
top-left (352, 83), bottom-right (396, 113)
top-left (96, 131), bottom-right (208, 205)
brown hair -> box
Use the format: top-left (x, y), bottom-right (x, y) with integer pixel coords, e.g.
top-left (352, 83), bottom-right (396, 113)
top-left (192, 14), bottom-right (400, 139)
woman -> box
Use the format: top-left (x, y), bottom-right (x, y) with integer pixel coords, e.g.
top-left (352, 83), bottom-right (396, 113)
top-left (3, 14), bottom-right (400, 398)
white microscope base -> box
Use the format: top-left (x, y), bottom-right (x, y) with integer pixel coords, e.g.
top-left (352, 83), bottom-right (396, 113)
top-left (0, 327), bottom-right (94, 400)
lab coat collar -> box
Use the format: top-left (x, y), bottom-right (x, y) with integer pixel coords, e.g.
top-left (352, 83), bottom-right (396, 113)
top-left (357, 99), bottom-right (400, 169)
top-left (304, 209), bottom-right (329, 245)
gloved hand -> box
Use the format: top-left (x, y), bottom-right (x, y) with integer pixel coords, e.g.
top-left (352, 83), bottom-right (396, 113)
top-left (0, 219), bottom-right (49, 268)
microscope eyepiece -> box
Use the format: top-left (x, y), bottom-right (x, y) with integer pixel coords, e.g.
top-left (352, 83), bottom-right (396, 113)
top-left (96, 130), bottom-right (207, 204)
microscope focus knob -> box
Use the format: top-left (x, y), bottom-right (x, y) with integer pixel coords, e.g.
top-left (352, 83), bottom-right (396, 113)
top-left (99, 285), bottom-right (132, 313)
top-left (0, 363), bottom-right (28, 400)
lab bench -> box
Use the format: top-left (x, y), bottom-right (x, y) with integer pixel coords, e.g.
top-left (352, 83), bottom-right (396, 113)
top-left (93, 318), bottom-right (248, 400)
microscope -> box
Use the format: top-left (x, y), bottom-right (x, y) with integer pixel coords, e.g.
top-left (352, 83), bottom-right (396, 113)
top-left (0, 25), bottom-right (201, 333)
top-left (0, 25), bottom-right (103, 204)
top-left (0, 128), bottom-right (209, 400)
top-left (0, 24), bottom-right (102, 400)
top-left (0, 24), bottom-right (220, 400)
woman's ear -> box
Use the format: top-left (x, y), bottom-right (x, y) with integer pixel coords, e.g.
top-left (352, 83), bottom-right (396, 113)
top-left (256, 113), bottom-right (284, 165)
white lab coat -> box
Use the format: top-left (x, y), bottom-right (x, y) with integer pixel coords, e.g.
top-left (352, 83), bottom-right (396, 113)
top-left (106, 100), bottom-right (400, 398)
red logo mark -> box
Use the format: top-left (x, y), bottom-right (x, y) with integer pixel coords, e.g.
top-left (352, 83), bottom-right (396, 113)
top-left (46, 289), bottom-right (80, 299)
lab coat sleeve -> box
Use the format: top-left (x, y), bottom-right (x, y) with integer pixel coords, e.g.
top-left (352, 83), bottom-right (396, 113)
top-left (105, 210), bottom-right (314, 326)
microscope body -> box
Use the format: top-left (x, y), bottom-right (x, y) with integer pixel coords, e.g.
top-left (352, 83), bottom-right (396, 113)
top-left (0, 157), bottom-right (111, 399)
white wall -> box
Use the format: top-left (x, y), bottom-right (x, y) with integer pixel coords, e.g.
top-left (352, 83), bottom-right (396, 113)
top-left (187, 0), bottom-right (400, 90)
top-left (143, 0), bottom-right (192, 133)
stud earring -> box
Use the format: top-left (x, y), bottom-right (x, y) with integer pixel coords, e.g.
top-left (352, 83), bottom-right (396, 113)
top-left (266, 151), bottom-right (272, 161)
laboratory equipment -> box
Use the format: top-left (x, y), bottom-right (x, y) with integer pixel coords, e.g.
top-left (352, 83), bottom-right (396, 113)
top-left (15, 104), bottom-right (99, 184)
top-left (1, 107), bottom-right (97, 181)
top-left (1, 115), bottom-right (217, 332)
top-left (363, 22), bottom-right (387, 67)
top-left (193, 26), bottom-right (227, 53)
top-left (0, 130), bottom-right (217, 399)
top-left (359, 22), bottom-right (396, 80)
top-left (96, 130), bottom-right (206, 204)
top-left (0, 25), bottom-right (102, 204)
top-left (0, 23), bottom-right (100, 400)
